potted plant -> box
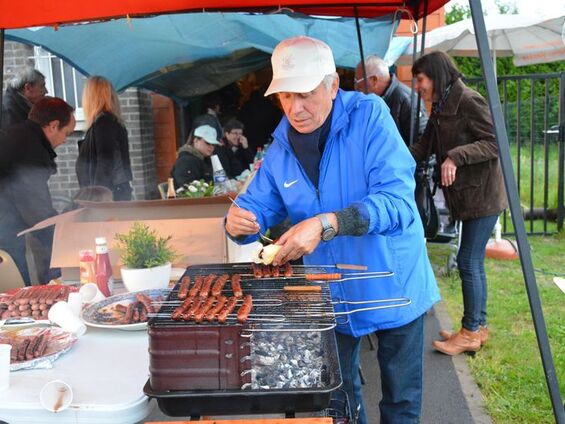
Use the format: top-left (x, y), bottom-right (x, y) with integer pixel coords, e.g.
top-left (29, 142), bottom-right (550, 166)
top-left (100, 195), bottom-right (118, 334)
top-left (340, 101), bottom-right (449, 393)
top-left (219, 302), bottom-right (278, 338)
top-left (115, 222), bottom-right (177, 292)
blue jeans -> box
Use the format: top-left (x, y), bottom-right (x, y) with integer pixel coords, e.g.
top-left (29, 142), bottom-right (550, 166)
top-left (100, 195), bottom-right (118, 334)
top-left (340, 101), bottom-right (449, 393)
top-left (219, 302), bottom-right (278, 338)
top-left (335, 314), bottom-right (424, 424)
top-left (457, 214), bottom-right (499, 331)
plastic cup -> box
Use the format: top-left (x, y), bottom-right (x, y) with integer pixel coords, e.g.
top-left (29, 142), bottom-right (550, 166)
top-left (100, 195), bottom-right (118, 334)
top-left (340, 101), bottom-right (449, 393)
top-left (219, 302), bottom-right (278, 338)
top-left (39, 380), bottom-right (73, 413)
top-left (0, 344), bottom-right (11, 391)
top-left (79, 283), bottom-right (106, 304)
top-left (48, 301), bottom-right (87, 337)
top-left (67, 292), bottom-right (83, 317)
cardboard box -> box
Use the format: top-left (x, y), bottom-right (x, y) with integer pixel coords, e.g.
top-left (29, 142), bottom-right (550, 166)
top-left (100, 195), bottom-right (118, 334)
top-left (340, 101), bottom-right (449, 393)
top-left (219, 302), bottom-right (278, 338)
top-left (21, 196), bottom-right (249, 281)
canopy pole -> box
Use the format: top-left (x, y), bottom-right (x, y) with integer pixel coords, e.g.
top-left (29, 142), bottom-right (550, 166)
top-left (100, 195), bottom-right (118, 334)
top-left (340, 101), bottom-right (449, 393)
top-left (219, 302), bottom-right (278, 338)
top-left (409, 0), bottom-right (429, 146)
top-left (354, 6), bottom-right (369, 94)
top-left (469, 1), bottom-right (565, 422)
top-left (0, 29), bottom-right (4, 126)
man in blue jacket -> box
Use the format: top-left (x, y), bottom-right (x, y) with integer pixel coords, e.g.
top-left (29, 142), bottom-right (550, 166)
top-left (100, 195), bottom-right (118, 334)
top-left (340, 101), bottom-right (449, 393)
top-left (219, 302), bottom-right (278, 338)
top-left (226, 36), bottom-right (439, 424)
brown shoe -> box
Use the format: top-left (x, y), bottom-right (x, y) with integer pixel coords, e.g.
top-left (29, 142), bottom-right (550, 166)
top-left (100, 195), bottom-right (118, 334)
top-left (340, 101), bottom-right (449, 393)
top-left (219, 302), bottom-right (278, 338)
top-left (439, 326), bottom-right (489, 346)
top-left (433, 328), bottom-right (481, 356)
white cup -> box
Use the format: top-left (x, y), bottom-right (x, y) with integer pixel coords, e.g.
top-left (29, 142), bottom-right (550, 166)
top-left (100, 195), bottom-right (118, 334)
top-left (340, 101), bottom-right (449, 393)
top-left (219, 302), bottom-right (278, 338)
top-left (79, 283), bottom-right (106, 304)
top-left (0, 344), bottom-right (11, 391)
top-left (39, 380), bottom-right (73, 413)
top-left (67, 292), bottom-right (83, 317)
top-left (48, 302), bottom-right (87, 337)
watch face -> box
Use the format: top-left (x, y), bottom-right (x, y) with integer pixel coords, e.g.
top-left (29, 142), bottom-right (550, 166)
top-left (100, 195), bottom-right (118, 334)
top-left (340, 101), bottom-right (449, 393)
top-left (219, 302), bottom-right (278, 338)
top-left (322, 227), bottom-right (337, 241)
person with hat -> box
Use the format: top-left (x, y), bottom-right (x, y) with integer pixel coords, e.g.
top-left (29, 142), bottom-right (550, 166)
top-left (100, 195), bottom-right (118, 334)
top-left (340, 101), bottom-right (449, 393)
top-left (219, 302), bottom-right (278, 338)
top-left (171, 124), bottom-right (221, 188)
top-left (225, 36), bottom-right (439, 423)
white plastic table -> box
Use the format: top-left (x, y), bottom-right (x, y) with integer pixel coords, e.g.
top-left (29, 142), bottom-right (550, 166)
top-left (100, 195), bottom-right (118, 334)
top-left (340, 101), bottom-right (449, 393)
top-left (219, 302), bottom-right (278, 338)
top-left (0, 326), bottom-right (151, 423)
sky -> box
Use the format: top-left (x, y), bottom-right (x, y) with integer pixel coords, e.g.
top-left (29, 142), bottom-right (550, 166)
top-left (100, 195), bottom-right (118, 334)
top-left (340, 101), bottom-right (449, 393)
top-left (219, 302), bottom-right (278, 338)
top-left (445, 0), bottom-right (565, 18)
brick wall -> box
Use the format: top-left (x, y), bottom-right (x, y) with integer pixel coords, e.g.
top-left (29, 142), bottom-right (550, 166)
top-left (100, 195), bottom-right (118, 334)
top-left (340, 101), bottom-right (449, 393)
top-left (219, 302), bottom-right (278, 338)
top-left (3, 41), bottom-right (159, 206)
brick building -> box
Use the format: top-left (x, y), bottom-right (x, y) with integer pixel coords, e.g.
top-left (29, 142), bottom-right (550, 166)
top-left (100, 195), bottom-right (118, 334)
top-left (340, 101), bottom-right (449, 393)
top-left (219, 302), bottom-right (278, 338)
top-left (2, 41), bottom-right (159, 205)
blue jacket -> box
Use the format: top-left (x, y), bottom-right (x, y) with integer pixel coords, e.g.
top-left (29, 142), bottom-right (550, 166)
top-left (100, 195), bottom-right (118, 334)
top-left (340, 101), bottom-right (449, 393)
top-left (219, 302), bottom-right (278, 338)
top-left (235, 89), bottom-right (440, 337)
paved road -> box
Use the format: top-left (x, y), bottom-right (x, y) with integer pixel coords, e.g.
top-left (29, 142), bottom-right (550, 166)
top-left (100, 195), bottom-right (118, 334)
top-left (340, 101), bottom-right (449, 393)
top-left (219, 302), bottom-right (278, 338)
top-left (360, 305), bottom-right (490, 423)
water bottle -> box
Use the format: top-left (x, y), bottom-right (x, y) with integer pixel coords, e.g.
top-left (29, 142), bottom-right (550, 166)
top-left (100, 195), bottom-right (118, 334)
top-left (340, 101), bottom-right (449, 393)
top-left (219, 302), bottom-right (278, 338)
top-left (253, 147), bottom-right (264, 171)
top-left (211, 154), bottom-right (228, 195)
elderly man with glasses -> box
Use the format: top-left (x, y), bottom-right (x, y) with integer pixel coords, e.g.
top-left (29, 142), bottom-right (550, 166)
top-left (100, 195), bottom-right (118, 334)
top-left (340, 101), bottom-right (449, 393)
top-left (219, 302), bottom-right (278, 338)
top-left (355, 55), bottom-right (428, 147)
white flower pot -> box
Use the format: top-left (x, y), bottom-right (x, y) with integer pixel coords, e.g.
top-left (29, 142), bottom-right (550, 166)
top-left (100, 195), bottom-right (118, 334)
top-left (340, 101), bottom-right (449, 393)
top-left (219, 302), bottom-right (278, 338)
top-left (120, 262), bottom-right (171, 292)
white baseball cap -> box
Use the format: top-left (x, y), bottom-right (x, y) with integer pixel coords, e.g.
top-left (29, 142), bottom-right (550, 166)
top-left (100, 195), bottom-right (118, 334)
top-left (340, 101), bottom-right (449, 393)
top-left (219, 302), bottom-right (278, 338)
top-left (193, 125), bottom-right (220, 145)
top-left (265, 36), bottom-right (336, 96)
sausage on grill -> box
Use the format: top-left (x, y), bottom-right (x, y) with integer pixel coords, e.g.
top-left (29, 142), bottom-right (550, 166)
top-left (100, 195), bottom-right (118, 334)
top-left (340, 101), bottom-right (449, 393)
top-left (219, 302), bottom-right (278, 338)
top-left (205, 295), bottom-right (227, 321)
top-left (236, 295), bottom-right (253, 323)
top-left (252, 263), bottom-right (262, 278)
top-left (230, 274), bottom-right (243, 298)
top-left (171, 296), bottom-right (194, 321)
top-left (217, 297), bottom-right (238, 324)
top-left (177, 276), bottom-right (190, 300)
top-left (194, 296), bottom-right (217, 323)
top-left (211, 274), bottom-right (229, 297)
top-left (283, 263), bottom-right (293, 278)
top-left (199, 274), bottom-right (216, 299)
top-left (188, 275), bottom-right (204, 298)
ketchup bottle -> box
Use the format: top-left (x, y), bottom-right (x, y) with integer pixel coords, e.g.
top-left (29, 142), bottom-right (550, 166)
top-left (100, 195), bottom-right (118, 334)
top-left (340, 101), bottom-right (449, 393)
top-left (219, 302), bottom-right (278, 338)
top-left (95, 237), bottom-right (114, 297)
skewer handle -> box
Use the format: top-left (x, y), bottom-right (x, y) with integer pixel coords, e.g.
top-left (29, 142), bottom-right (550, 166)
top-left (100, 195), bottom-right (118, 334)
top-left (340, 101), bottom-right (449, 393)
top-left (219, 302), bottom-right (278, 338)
top-left (305, 273), bottom-right (341, 280)
top-left (283, 285), bottom-right (322, 293)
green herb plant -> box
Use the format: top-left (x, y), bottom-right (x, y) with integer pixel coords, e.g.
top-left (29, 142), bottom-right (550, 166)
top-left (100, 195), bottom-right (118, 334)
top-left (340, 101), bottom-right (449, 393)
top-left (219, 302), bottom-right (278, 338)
top-left (115, 222), bottom-right (177, 269)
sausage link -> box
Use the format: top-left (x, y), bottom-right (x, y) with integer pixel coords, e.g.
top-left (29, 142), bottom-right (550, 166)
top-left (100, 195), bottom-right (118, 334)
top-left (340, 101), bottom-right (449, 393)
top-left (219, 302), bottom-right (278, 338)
top-left (236, 295), bottom-right (253, 324)
top-left (188, 275), bottom-right (204, 298)
top-left (205, 295), bottom-right (227, 322)
top-left (283, 263), bottom-right (293, 278)
top-left (251, 263), bottom-right (262, 278)
top-left (271, 265), bottom-right (280, 278)
top-left (171, 296), bottom-right (194, 321)
top-left (230, 274), bottom-right (243, 298)
top-left (135, 293), bottom-right (154, 314)
top-left (217, 297), bottom-right (238, 324)
top-left (193, 296), bottom-right (217, 323)
top-left (261, 264), bottom-right (272, 278)
top-left (122, 303), bottom-right (135, 324)
top-left (177, 276), bottom-right (190, 300)
top-left (199, 274), bottom-right (216, 299)
top-left (211, 274), bottom-right (229, 297)
top-left (183, 299), bottom-right (204, 321)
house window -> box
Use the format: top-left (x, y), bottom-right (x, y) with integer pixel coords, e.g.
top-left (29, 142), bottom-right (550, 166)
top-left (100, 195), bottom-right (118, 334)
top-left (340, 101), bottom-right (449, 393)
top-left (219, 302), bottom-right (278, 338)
top-left (33, 46), bottom-right (87, 123)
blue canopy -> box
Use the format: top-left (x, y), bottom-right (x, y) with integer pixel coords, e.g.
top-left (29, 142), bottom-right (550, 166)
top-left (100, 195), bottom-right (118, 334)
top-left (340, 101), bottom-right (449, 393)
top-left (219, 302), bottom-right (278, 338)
top-left (7, 12), bottom-right (402, 101)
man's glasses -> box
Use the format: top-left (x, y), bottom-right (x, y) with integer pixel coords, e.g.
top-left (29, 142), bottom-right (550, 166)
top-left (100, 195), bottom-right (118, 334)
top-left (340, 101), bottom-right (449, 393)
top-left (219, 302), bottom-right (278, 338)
top-left (354, 74), bottom-right (376, 86)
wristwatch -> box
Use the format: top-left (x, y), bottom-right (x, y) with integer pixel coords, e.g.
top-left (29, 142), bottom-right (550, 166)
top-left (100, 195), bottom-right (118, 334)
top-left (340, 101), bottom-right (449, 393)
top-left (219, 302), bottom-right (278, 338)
top-left (318, 214), bottom-right (337, 242)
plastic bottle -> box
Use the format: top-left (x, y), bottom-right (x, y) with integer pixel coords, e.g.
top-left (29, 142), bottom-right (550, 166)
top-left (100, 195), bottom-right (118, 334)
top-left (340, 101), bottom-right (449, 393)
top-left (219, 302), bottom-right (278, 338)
top-left (79, 249), bottom-right (96, 285)
top-left (253, 147), bottom-right (264, 171)
top-left (166, 177), bottom-right (176, 199)
top-left (95, 237), bottom-right (114, 297)
top-left (211, 154), bottom-right (228, 195)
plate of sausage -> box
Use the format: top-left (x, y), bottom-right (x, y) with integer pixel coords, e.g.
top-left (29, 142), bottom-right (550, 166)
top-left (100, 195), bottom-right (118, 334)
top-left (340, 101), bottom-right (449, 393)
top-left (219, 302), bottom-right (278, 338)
top-left (81, 289), bottom-right (166, 331)
top-left (0, 326), bottom-right (77, 371)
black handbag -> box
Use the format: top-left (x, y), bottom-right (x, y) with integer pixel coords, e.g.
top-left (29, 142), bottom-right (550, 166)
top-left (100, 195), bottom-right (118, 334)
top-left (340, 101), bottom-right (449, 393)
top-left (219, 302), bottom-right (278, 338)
top-left (415, 154), bottom-right (440, 240)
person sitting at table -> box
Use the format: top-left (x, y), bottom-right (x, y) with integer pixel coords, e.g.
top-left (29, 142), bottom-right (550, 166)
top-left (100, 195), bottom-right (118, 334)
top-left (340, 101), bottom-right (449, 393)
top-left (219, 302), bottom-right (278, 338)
top-left (170, 124), bottom-right (221, 188)
top-left (214, 118), bottom-right (254, 178)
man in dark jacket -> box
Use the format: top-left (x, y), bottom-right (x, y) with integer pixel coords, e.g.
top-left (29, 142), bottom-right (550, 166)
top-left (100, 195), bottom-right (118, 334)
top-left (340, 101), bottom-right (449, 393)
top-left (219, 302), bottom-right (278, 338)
top-left (1, 68), bottom-right (47, 129)
top-left (355, 55), bottom-right (428, 146)
top-left (0, 97), bottom-right (75, 284)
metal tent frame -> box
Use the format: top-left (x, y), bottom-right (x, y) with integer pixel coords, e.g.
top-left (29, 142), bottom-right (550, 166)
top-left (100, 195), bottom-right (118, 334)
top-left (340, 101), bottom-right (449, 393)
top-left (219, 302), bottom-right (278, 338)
top-left (0, 1), bottom-right (563, 421)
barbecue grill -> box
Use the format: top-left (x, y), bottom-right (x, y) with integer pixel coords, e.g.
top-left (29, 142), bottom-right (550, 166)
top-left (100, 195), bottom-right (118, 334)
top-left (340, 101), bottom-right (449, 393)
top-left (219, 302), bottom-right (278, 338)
top-left (143, 263), bottom-right (409, 417)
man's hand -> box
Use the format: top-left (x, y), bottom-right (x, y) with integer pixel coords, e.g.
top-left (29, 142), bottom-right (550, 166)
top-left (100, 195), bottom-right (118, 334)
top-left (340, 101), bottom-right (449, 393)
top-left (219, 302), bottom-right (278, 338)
top-left (239, 135), bottom-right (249, 149)
top-left (271, 216), bottom-right (334, 266)
top-left (226, 205), bottom-right (260, 238)
top-left (441, 157), bottom-right (457, 187)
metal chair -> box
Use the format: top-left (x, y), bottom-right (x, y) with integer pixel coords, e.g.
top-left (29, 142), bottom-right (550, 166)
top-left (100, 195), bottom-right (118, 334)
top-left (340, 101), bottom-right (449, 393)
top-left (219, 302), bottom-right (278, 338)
top-left (0, 249), bottom-right (25, 291)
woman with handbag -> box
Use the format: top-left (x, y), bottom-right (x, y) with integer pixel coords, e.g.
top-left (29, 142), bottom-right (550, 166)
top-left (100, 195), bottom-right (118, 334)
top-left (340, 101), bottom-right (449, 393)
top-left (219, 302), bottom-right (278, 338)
top-left (76, 76), bottom-right (133, 201)
top-left (409, 51), bottom-right (507, 356)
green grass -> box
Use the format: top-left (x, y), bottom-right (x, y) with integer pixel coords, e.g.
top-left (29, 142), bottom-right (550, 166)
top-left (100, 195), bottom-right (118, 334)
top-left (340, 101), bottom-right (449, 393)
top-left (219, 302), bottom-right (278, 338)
top-left (509, 142), bottom-right (561, 209)
top-left (428, 233), bottom-right (565, 423)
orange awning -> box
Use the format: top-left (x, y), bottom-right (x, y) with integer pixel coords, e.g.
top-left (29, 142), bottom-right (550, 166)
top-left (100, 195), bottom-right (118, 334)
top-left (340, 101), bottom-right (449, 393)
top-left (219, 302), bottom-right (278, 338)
top-left (0, 0), bottom-right (449, 29)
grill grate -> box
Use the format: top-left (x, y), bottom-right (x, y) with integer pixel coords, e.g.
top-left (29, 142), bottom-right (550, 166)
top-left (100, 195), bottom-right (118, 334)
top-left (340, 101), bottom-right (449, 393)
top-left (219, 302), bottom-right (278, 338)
top-left (150, 263), bottom-right (337, 332)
